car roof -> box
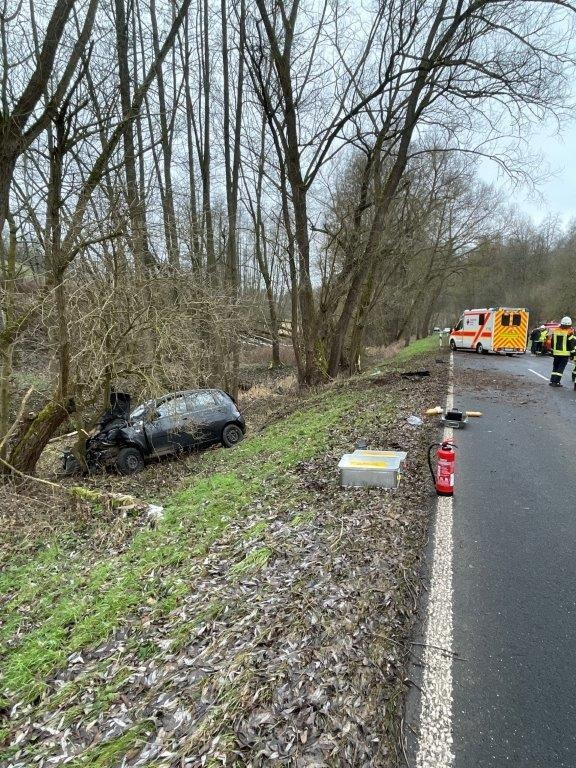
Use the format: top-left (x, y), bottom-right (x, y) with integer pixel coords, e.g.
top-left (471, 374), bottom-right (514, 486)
top-left (157, 388), bottom-right (227, 400)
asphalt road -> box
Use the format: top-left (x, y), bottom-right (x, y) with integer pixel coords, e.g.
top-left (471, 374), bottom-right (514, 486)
top-left (451, 350), bottom-right (576, 767)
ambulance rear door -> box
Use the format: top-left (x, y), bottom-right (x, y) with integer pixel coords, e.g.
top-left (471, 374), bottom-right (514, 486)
top-left (493, 309), bottom-right (529, 353)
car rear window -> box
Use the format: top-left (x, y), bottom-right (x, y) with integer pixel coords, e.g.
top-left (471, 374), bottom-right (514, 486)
top-left (512, 314), bottom-right (521, 326)
top-left (212, 390), bottom-right (232, 406)
top-left (501, 314), bottom-right (510, 326)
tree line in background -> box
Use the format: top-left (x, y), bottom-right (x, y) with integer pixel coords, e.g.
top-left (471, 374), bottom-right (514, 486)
top-left (437, 216), bottom-right (576, 328)
top-left (1, 0), bottom-right (576, 475)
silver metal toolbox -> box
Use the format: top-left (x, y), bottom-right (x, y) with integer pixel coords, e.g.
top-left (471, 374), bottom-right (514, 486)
top-left (338, 449), bottom-right (407, 489)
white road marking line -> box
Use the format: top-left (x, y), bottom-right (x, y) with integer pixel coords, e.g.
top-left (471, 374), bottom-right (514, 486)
top-left (528, 368), bottom-right (549, 382)
top-left (416, 354), bottom-right (454, 768)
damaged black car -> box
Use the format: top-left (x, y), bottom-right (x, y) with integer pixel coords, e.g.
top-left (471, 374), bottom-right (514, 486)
top-left (62, 389), bottom-right (245, 475)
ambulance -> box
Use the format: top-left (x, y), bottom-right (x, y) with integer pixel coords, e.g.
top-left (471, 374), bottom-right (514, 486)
top-left (449, 307), bottom-right (529, 354)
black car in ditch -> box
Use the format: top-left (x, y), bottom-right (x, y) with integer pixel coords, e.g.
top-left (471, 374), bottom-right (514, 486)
top-left (62, 389), bottom-right (245, 475)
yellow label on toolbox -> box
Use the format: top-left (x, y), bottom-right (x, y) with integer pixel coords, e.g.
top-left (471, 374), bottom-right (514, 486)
top-left (355, 451), bottom-right (401, 457)
top-left (347, 459), bottom-right (393, 468)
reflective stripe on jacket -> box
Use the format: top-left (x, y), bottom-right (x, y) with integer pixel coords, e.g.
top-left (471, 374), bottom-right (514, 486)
top-left (551, 328), bottom-right (576, 356)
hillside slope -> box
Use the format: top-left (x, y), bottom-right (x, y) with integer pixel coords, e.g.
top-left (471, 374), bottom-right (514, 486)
top-left (2, 339), bottom-right (447, 767)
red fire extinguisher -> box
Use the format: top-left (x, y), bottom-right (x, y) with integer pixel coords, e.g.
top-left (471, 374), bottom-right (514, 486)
top-left (427, 440), bottom-right (456, 496)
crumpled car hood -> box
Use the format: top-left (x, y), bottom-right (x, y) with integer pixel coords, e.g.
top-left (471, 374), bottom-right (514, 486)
top-left (104, 392), bottom-right (131, 420)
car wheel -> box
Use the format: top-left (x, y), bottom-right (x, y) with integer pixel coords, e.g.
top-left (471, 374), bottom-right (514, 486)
top-left (449, 339), bottom-right (457, 351)
top-left (222, 423), bottom-right (244, 448)
top-left (115, 446), bottom-right (145, 475)
top-left (476, 343), bottom-right (484, 354)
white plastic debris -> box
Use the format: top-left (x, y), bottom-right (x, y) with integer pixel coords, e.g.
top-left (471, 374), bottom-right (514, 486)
top-left (147, 504), bottom-right (165, 521)
top-left (406, 415), bottom-right (423, 427)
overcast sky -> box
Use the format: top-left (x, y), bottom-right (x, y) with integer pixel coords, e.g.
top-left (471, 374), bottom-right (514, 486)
top-left (480, 120), bottom-right (576, 229)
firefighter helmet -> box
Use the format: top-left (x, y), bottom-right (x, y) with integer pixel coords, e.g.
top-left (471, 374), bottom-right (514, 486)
top-left (561, 316), bottom-right (572, 326)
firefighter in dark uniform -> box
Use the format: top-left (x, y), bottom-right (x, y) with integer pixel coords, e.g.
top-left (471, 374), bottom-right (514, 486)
top-left (549, 317), bottom-right (576, 386)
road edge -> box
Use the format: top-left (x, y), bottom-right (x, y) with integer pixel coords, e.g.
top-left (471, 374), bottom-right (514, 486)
top-left (413, 352), bottom-right (455, 767)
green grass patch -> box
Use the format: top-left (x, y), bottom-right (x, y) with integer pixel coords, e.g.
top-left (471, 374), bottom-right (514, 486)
top-left (231, 546), bottom-right (272, 575)
top-left (364, 335), bottom-right (441, 379)
top-left (242, 520), bottom-right (269, 539)
top-left (67, 721), bottom-right (153, 767)
top-left (387, 335), bottom-right (438, 365)
top-left (170, 600), bottom-right (226, 652)
top-left (290, 510), bottom-right (315, 527)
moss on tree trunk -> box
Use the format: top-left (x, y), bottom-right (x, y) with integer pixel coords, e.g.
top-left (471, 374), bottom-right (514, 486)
top-left (6, 399), bottom-right (74, 476)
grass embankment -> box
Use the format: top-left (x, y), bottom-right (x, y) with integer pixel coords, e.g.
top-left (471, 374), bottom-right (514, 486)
top-left (1, 337), bottom-right (443, 766)
top-left (1, 395), bottom-right (364, 690)
top-left (391, 335), bottom-right (439, 362)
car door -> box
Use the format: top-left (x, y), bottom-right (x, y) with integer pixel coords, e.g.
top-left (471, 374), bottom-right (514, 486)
top-left (144, 395), bottom-right (190, 455)
top-left (183, 391), bottom-right (221, 446)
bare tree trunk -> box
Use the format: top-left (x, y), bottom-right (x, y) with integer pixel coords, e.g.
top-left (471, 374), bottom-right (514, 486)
top-left (346, 266), bottom-right (377, 375)
top-left (419, 284), bottom-right (443, 339)
top-left (246, 113), bottom-right (282, 368)
top-left (46, 115), bottom-right (70, 398)
top-left (0, 158), bottom-right (16, 238)
top-left (326, 88), bottom-right (430, 377)
top-left (201, 0), bottom-right (216, 277)
top-left (280, 168), bottom-right (303, 379)
top-left (133, 0), bottom-right (153, 272)
top-left (252, 0), bottom-right (319, 385)
top-left (114, 0), bottom-right (155, 272)
top-left (6, 109), bottom-right (74, 476)
top-left (255, 219), bottom-right (281, 368)
top-left (221, 0), bottom-right (245, 396)
top-left (248, 52), bottom-right (302, 376)
top-left (320, 154), bottom-right (374, 377)
top-left (0, 212), bottom-right (18, 454)
top-left (182, 16), bottom-right (202, 270)
top-left (150, 0), bottom-right (180, 269)
top-left (7, 400), bottom-right (75, 475)
top-left (261, 231), bottom-right (281, 368)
